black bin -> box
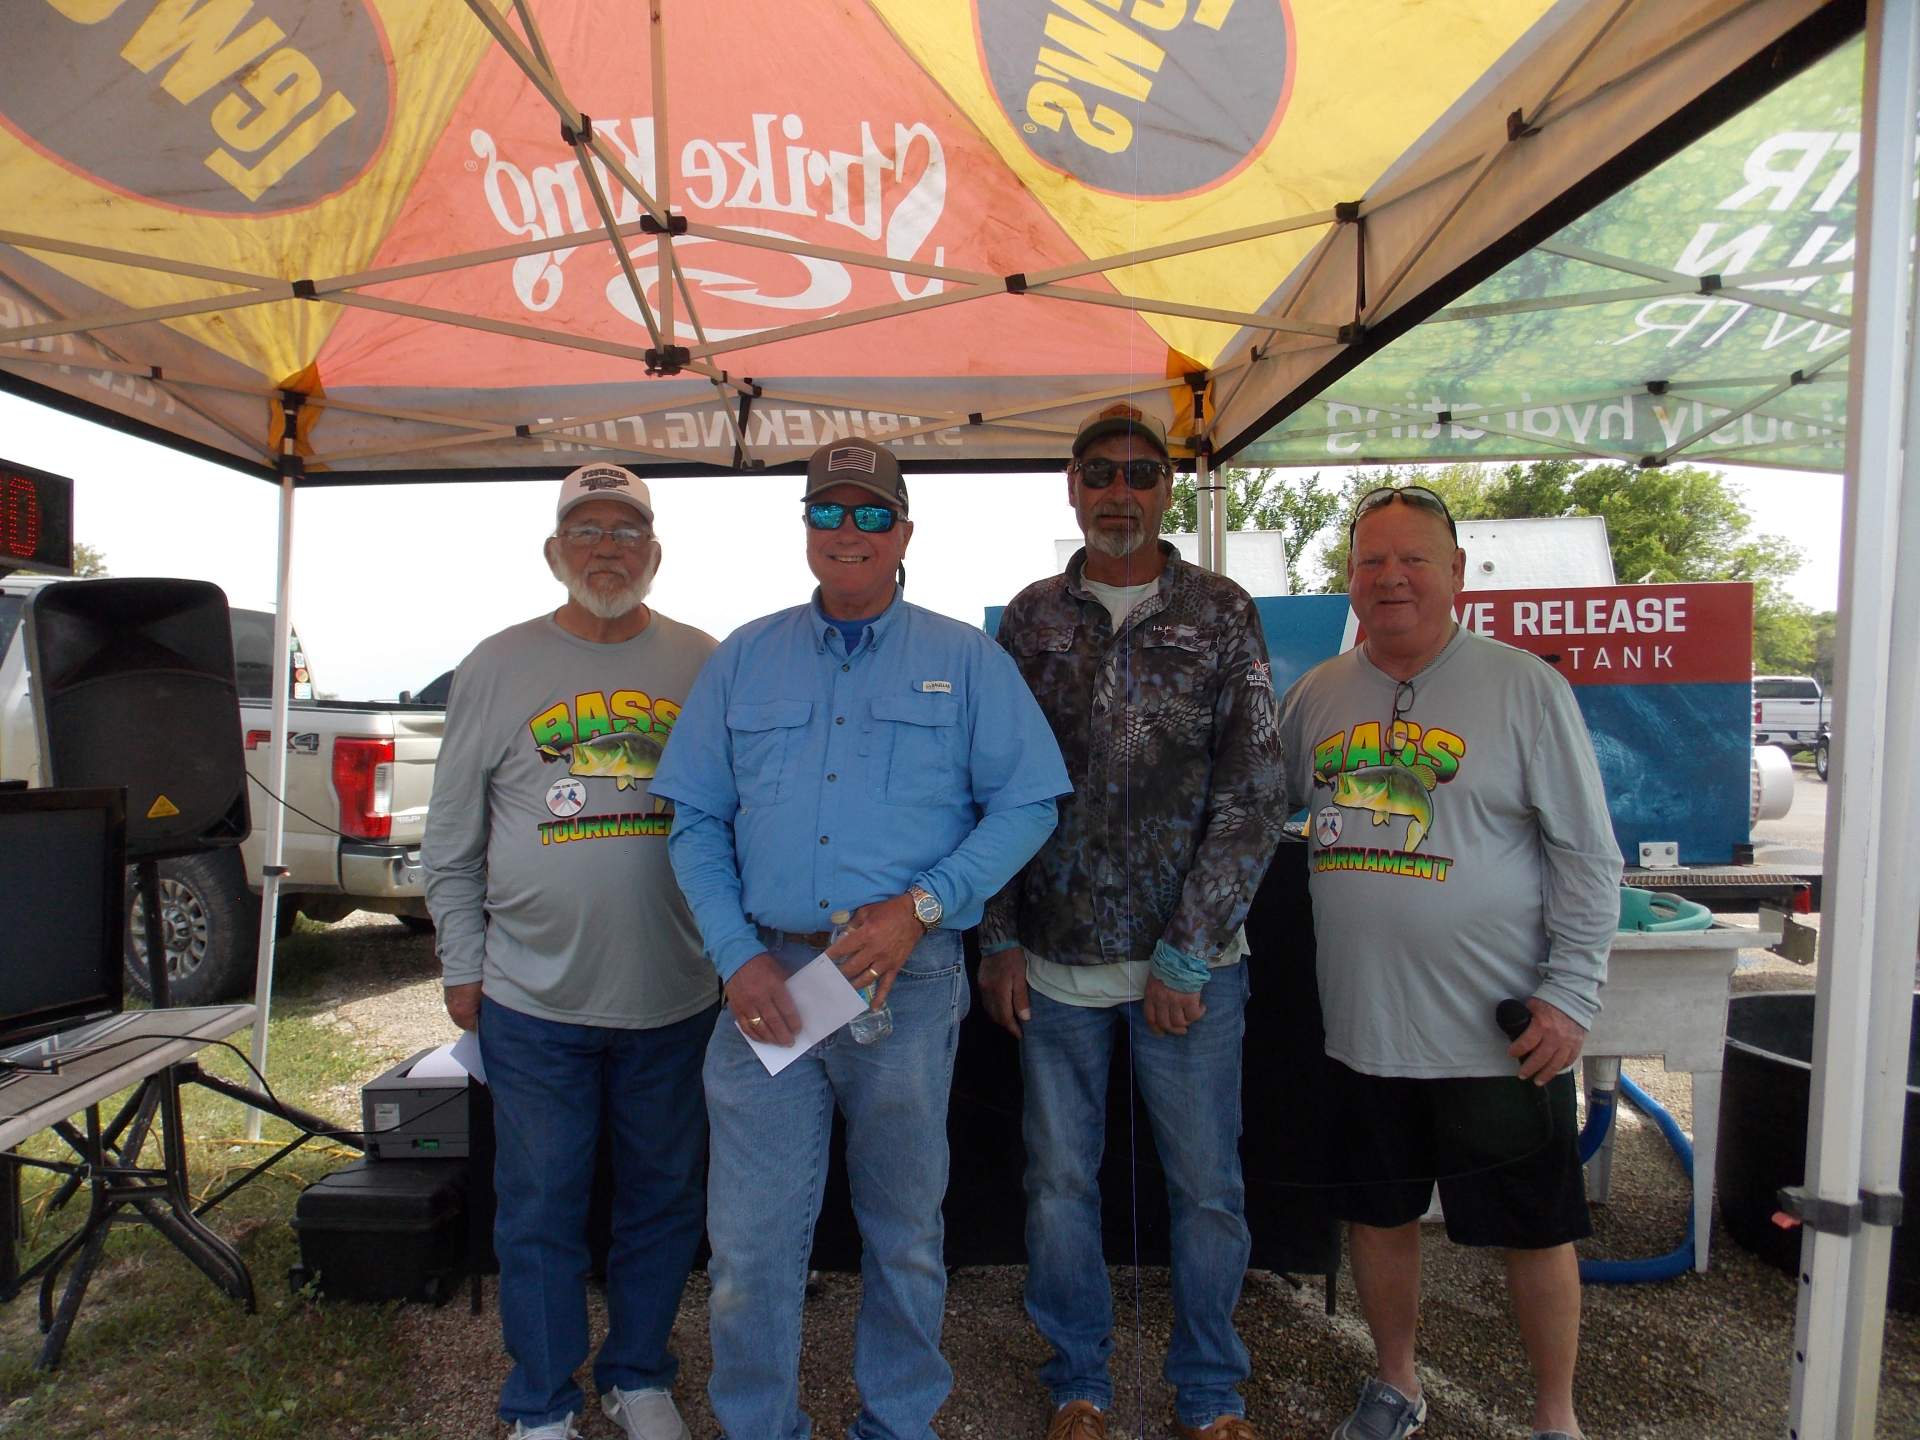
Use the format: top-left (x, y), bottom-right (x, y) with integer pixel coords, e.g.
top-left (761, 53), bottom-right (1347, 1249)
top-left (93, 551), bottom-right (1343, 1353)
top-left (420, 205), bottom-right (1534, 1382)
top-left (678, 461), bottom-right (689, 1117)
top-left (290, 1159), bottom-right (469, 1305)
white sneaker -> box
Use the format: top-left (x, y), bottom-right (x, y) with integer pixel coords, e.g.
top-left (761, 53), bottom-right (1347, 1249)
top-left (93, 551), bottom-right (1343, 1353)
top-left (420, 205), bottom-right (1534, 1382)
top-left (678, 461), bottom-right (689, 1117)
top-left (507, 1417), bottom-right (579, 1440)
top-left (601, 1386), bottom-right (691, 1440)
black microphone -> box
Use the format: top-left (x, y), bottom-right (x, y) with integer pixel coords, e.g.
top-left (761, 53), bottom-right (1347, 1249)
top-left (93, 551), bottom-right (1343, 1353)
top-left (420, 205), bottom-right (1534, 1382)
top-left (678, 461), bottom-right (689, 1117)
top-left (1495, 998), bottom-right (1533, 1042)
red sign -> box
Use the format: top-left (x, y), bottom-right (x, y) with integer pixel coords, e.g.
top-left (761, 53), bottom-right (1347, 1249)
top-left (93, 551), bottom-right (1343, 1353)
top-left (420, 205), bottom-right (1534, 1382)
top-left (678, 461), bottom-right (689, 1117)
top-left (1450, 582), bottom-right (1753, 686)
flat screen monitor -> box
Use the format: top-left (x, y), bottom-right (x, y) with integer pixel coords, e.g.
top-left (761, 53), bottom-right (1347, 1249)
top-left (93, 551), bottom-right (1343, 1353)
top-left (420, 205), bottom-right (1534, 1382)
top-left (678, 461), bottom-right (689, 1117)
top-left (0, 786), bottom-right (125, 1046)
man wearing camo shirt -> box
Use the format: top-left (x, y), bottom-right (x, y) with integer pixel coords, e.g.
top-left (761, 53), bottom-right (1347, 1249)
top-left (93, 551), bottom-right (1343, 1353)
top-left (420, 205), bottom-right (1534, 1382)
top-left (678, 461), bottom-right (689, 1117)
top-left (981, 402), bottom-right (1286, 1440)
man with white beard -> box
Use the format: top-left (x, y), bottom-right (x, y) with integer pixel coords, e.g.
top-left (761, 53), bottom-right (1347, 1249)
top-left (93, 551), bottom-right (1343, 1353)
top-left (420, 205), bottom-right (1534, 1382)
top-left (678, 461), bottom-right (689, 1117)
top-left (425, 463), bottom-right (720, 1440)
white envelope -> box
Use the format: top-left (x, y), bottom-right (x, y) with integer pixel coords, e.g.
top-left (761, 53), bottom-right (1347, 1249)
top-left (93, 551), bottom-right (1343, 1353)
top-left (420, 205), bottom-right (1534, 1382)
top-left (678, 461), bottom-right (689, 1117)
top-left (742, 953), bottom-right (867, 1076)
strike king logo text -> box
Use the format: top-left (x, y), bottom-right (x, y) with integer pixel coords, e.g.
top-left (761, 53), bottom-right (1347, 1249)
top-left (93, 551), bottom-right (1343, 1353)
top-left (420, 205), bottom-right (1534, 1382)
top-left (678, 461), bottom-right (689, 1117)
top-left (10, 0), bottom-right (390, 213)
top-left (976, 0), bottom-right (1292, 197)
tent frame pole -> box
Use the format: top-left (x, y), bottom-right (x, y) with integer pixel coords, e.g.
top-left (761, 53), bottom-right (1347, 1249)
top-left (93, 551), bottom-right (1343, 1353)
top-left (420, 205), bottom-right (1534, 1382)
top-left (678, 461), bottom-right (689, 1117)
top-left (246, 394), bottom-right (300, 1141)
top-left (1787, 1), bottom-right (1917, 1432)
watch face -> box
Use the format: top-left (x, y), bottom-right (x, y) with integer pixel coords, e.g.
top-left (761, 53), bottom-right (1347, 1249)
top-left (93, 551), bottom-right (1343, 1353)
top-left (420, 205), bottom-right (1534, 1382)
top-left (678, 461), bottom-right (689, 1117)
top-left (914, 891), bottom-right (942, 925)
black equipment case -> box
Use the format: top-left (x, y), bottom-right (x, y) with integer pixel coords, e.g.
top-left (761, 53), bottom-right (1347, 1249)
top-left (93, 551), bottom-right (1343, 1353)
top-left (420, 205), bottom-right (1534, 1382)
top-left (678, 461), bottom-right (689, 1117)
top-left (289, 1159), bottom-right (469, 1304)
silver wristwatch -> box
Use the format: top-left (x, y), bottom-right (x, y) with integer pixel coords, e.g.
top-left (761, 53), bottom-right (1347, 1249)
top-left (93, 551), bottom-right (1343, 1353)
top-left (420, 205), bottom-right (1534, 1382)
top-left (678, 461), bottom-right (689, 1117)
top-left (907, 885), bottom-right (943, 931)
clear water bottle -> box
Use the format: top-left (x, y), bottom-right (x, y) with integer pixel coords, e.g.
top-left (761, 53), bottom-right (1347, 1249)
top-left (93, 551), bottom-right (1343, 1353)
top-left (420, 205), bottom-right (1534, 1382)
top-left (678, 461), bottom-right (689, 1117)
top-left (833, 909), bottom-right (892, 1044)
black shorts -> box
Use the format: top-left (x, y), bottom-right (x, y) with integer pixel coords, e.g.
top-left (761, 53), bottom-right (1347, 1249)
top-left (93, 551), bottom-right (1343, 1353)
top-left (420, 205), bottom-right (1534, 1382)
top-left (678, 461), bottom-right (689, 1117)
top-left (1329, 1061), bottom-right (1592, 1250)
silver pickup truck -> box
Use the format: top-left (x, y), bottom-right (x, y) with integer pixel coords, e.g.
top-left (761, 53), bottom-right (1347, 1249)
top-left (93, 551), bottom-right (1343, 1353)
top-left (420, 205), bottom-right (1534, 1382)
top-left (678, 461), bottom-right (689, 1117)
top-left (0, 573), bottom-right (443, 1003)
top-left (1752, 673), bottom-right (1832, 753)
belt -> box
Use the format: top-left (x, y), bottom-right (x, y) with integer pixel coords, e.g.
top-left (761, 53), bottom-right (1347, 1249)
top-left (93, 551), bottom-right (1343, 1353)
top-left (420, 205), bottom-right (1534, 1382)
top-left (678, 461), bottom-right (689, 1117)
top-left (757, 924), bottom-right (833, 950)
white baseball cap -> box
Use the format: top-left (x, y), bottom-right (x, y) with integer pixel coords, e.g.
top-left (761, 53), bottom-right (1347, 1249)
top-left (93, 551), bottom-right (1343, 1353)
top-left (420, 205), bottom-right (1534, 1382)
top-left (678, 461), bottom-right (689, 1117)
top-left (556, 463), bottom-right (653, 524)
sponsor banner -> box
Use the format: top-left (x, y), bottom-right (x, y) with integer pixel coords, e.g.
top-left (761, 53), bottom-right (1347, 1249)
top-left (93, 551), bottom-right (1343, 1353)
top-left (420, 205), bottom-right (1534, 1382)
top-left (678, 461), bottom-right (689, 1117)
top-left (316, 0), bottom-right (1165, 391)
top-left (1450, 582), bottom-right (1753, 687)
top-left (873, 0), bottom-right (1550, 363)
top-left (1239, 38), bottom-right (1860, 473)
top-left (1, 0), bottom-right (498, 382)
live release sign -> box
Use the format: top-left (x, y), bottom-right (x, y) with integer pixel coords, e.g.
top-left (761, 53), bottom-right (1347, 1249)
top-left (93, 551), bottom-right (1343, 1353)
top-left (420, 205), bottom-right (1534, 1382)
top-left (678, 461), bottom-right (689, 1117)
top-left (1451, 582), bottom-right (1753, 686)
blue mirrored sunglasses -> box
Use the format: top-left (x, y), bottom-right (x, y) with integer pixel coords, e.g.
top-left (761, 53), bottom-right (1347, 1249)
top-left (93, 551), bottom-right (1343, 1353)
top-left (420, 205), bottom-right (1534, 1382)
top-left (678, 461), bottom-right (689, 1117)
top-left (805, 502), bottom-right (899, 533)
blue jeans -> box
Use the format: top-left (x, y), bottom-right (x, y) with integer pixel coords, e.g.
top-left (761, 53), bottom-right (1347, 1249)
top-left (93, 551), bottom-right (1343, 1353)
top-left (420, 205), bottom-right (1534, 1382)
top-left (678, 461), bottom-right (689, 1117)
top-left (1020, 962), bottom-right (1252, 1428)
top-left (480, 994), bottom-right (717, 1427)
top-left (704, 930), bottom-right (967, 1440)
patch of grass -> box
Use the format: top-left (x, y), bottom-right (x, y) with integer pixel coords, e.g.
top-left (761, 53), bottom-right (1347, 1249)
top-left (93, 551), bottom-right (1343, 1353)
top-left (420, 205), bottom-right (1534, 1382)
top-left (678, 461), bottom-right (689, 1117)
top-left (0, 964), bottom-right (430, 1439)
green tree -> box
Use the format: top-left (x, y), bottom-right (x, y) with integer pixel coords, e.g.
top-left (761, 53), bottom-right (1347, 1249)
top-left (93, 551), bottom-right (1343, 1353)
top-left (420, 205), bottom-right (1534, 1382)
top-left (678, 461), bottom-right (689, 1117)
top-left (1163, 467), bottom-right (1340, 594)
top-left (1808, 610), bottom-right (1837, 688)
top-left (72, 541), bottom-right (108, 577)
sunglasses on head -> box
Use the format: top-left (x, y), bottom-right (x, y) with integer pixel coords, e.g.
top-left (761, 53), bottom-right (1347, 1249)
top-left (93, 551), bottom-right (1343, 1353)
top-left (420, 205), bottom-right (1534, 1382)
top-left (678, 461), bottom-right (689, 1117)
top-left (1348, 485), bottom-right (1458, 543)
top-left (805, 501), bottom-right (899, 533)
top-left (1073, 456), bottom-right (1171, 491)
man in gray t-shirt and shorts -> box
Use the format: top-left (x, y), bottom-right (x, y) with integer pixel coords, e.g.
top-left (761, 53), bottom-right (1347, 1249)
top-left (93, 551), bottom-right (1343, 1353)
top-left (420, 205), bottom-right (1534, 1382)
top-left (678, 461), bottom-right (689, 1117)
top-left (1278, 486), bottom-right (1620, 1440)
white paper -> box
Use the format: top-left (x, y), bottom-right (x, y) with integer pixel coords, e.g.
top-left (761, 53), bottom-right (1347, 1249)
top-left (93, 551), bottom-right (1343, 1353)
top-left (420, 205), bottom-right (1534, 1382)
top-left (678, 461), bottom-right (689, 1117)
top-left (408, 1040), bottom-right (469, 1079)
top-left (742, 953), bottom-right (867, 1076)
top-left (446, 1028), bottom-right (486, 1085)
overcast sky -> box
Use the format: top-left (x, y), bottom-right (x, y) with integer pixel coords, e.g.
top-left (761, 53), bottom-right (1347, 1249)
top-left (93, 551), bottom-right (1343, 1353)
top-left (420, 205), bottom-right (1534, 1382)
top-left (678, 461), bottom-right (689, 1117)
top-left (0, 390), bottom-right (1845, 702)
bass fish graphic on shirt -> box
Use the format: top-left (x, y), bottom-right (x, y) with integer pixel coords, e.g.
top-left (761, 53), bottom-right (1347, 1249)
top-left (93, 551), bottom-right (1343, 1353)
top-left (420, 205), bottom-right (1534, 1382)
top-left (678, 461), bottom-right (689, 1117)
top-left (537, 729), bottom-right (665, 790)
top-left (1329, 765), bottom-right (1435, 852)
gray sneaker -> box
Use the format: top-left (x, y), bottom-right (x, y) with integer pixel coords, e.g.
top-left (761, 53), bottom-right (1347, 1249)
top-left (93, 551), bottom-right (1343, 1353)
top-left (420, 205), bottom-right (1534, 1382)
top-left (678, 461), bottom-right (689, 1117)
top-left (601, 1386), bottom-right (691, 1440)
top-left (507, 1417), bottom-right (578, 1440)
top-left (1330, 1378), bottom-right (1426, 1440)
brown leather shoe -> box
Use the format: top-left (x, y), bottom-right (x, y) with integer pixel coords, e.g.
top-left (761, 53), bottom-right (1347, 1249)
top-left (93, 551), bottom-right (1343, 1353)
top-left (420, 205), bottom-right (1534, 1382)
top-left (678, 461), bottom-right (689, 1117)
top-left (1174, 1417), bottom-right (1259, 1440)
top-left (1045, 1400), bottom-right (1107, 1440)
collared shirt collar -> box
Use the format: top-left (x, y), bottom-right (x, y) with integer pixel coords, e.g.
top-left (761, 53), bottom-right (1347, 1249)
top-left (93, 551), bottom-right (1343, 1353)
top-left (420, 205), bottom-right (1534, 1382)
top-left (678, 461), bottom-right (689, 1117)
top-left (809, 585), bottom-right (906, 653)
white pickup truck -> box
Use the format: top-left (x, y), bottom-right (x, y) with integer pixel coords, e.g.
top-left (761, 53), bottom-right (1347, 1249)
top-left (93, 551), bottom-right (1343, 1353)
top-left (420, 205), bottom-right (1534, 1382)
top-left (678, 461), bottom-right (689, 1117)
top-left (1752, 674), bottom-right (1832, 753)
top-left (0, 572), bottom-right (443, 1003)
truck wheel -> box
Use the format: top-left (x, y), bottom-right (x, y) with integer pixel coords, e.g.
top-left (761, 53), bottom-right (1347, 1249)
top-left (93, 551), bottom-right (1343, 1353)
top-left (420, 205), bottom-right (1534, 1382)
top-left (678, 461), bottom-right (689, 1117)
top-left (125, 850), bottom-right (260, 1004)
top-left (399, 915), bottom-right (435, 936)
top-left (1815, 736), bottom-right (1829, 781)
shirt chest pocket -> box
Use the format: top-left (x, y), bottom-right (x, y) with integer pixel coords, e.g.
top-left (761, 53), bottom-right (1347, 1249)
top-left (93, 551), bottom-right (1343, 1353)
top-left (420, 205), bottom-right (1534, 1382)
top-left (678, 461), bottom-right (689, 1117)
top-left (1136, 627), bottom-right (1217, 718)
top-left (727, 700), bottom-right (812, 807)
top-left (864, 693), bottom-right (962, 806)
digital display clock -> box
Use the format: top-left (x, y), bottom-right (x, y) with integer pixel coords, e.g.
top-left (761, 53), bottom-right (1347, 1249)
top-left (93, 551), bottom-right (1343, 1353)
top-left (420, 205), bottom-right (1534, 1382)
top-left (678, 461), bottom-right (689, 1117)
top-left (0, 459), bottom-right (75, 576)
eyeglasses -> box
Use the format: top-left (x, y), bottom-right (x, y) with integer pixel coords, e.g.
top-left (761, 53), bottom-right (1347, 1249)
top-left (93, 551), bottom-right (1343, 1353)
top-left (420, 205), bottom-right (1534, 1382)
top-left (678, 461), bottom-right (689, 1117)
top-left (557, 523), bottom-right (652, 549)
top-left (1073, 456), bottom-right (1171, 491)
top-left (805, 502), bottom-right (899, 533)
top-left (1348, 485), bottom-right (1457, 543)
top-left (1388, 679), bottom-right (1416, 753)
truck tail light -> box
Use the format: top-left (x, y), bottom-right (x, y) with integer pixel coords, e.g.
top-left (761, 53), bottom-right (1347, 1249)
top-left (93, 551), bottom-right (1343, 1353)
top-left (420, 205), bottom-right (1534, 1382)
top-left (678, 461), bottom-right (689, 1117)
top-left (333, 737), bottom-right (394, 842)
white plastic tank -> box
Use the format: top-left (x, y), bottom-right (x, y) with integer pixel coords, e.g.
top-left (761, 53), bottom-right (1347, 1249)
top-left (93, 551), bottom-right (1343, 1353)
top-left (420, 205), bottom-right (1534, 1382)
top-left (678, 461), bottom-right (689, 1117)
top-left (1751, 744), bottom-right (1795, 824)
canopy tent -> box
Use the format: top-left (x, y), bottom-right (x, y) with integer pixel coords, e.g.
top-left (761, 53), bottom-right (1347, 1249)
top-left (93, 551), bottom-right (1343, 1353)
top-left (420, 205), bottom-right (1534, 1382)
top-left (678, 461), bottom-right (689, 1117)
top-left (3, 6), bottom-right (1914, 1440)
top-left (1241, 35), bottom-right (1862, 472)
top-left (0, 0), bottom-right (1858, 481)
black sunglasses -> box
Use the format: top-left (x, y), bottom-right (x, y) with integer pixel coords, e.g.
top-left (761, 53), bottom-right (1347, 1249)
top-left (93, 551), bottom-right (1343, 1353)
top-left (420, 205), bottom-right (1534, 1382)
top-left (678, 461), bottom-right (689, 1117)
top-left (805, 501), bottom-right (899, 533)
top-left (1073, 456), bottom-right (1171, 491)
top-left (1349, 485), bottom-right (1458, 543)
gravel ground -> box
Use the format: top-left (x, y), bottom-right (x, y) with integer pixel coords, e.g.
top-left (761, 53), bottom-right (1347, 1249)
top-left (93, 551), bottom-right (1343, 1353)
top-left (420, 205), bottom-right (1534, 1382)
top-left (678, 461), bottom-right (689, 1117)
top-left (306, 913), bottom-right (1917, 1440)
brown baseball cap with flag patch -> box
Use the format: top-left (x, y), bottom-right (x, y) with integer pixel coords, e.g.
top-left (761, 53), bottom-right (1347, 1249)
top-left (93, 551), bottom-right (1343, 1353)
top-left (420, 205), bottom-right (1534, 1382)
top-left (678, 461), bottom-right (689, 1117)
top-left (803, 438), bottom-right (909, 513)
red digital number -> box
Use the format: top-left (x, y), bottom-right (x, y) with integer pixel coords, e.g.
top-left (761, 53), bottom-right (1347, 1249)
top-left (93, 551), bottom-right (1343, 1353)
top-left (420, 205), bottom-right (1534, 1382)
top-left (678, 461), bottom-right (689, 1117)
top-left (4, 475), bottom-right (38, 559)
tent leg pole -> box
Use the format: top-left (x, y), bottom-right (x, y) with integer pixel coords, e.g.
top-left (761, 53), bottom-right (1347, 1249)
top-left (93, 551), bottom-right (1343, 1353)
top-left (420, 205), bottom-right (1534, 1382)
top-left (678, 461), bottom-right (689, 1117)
top-left (246, 404), bottom-right (300, 1142)
top-left (1196, 448), bottom-right (1215, 572)
top-left (1787, 2), bottom-right (1919, 1434)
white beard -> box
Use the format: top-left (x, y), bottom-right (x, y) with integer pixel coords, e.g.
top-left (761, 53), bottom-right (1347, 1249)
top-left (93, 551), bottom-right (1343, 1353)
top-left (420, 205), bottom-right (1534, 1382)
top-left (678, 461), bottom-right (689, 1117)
top-left (1084, 519), bottom-right (1148, 559)
top-left (547, 542), bottom-right (657, 619)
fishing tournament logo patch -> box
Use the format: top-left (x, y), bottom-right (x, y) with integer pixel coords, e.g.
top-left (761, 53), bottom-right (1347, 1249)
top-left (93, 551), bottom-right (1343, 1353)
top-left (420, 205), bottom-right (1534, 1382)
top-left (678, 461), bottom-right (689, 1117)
top-left (1309, 715), bottom-right (1467, 882)
top-left (526, 689), bottom-right (683, 846)
top-left (974, 0), bottom-right (1294, 197)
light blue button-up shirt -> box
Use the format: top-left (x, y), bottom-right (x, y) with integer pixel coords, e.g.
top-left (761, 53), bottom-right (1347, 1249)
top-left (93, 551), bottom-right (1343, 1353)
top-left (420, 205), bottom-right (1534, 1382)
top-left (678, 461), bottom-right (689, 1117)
top-left (652, 590), bottom-right (1071, 981)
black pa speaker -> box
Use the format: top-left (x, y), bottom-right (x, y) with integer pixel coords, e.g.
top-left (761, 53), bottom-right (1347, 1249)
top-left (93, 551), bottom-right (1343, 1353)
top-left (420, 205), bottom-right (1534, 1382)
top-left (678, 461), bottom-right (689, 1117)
top-left (24, 579), bottom-right (249, 861)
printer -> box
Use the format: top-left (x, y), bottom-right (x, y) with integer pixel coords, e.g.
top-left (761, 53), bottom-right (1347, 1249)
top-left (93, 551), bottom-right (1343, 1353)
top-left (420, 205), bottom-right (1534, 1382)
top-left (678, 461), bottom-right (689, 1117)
top-left (361, 1044), bottom-right (471, 1158)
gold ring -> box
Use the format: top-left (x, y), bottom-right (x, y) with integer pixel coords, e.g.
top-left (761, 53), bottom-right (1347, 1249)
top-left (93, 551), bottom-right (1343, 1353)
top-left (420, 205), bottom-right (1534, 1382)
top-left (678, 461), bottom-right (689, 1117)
top-left (748, 1015), bottom-right (763, 1025)
top-left (865, 968), bottom-right (880, 980)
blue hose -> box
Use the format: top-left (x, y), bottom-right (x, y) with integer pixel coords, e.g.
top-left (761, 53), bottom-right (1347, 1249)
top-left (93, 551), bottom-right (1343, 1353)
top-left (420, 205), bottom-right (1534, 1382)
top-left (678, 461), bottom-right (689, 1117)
top-left (1576, 1073), bottom-right (1697, 1284)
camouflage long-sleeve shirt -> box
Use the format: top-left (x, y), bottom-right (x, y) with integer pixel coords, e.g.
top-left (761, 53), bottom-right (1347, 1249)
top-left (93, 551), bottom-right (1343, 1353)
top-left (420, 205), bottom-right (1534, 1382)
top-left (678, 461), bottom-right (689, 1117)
top-left (982, 543), bottom-right (1286, 970)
